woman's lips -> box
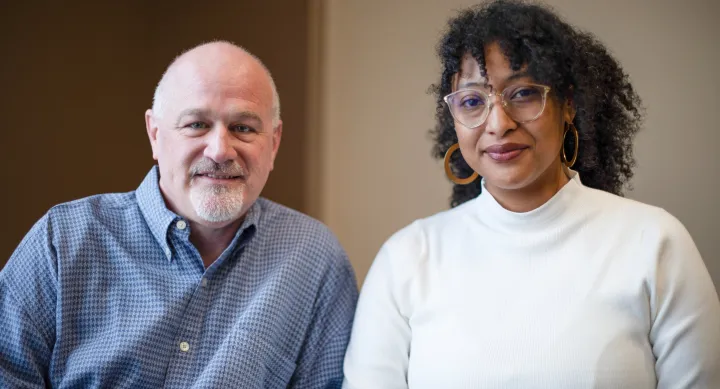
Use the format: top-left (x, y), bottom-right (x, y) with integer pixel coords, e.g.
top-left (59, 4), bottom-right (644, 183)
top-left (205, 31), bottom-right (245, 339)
top-left (484, 143), bottom-right (529, 162)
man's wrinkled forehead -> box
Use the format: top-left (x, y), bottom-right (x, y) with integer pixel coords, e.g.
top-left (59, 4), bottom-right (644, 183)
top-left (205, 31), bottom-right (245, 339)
top-left (161, 61), bottom-right (271, 110)
top-left (168, 58), bottom-right (262, 90)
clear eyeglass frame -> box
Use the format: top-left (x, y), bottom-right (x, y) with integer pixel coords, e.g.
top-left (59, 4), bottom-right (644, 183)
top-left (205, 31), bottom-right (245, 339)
top-left (443, 83), bottom-right (551, 128)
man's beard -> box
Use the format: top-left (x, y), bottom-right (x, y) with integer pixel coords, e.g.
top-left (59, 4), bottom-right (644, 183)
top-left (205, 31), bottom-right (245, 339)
top-left (189, 159), bottom-right (246, 223)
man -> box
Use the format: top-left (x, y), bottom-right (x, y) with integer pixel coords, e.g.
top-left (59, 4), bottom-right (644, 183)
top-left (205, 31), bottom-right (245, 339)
top-left (0, 41), bottom-right (358, 388)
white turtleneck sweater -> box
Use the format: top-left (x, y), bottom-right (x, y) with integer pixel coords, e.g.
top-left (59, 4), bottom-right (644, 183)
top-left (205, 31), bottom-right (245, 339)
top-left (342, 172), bottom-right (720, 389)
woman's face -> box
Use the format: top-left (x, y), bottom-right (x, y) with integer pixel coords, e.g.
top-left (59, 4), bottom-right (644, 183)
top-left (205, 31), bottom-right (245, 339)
top-left (452, 43), bottom-right (574, 193)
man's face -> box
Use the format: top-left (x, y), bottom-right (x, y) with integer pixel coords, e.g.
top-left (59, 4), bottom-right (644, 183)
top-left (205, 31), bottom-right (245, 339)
top-left (145, 58), bottom-right (281, 227)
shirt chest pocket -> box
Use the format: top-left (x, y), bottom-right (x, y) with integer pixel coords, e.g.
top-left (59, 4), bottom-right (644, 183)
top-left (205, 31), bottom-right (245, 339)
top-left (221, 329), bottom-right (297, 388)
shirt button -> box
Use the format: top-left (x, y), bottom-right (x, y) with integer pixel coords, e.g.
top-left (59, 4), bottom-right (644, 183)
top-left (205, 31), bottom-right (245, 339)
top-left (179, 341), bottom-right (190, 352)
top-left (176, 220), bottom-right (187, 230)
top-left (201, 278), bottom-right (208, 287)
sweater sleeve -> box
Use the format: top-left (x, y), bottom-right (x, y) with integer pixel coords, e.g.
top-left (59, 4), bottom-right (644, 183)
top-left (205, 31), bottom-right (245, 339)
top-left (646, 211), bottom-right (720, 389)
top-left (342, 224), bottom-right (424, 389)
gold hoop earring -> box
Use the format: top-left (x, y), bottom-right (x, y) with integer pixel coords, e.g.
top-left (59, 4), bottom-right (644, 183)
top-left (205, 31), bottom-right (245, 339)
top-left (444, 143), bottom-right (478, 185)
top-left (561, 123), bottom-right (579, 168)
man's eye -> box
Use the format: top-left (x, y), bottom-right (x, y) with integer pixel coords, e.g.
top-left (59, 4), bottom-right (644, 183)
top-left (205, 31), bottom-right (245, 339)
top-left (186, 122), bottom-right (209, 130)
top-left (232, 125), bottom-right (255, 133)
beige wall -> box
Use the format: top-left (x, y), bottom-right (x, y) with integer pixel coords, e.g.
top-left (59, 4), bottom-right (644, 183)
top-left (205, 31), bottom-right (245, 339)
top-left (317, 0), bottom-right (720, 288)
top-left (3, 1), bottom-right (717, 290)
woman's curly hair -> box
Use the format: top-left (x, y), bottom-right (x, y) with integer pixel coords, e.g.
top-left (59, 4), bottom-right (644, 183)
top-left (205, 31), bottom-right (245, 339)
top-left (431, 0), bottom-right (643, 207)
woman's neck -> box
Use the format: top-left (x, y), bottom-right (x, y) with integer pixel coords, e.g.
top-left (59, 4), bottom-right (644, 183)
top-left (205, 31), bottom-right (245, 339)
top-left (485, 164), bottom-right (570, 213)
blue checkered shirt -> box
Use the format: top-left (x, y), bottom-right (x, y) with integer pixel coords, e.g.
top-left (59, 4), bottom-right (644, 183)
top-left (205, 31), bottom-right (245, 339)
top-left (0, 166), bottom-right (358, 388)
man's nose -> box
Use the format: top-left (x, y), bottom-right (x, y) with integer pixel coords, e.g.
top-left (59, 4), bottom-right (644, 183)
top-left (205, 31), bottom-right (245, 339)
top-left (203, 126), bottom-right (238, 164)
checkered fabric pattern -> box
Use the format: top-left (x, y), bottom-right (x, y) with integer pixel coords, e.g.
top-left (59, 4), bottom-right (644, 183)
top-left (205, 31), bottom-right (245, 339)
top-left (0, 166), bottom-right (358, 388)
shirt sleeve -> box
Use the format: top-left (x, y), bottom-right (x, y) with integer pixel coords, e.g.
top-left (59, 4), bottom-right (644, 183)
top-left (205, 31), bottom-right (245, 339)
top-left (0, 213), bottom-right (58, 388)
top-left (342, 225), bottom-right (423, 389)
top-left (290, 249), bottom-right (359, 389)
top-left (647, 212), bottom-right (720, 389)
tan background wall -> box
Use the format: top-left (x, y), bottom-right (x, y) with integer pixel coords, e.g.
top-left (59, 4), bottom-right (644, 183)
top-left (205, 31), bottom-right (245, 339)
top-left (0, 0), bottom-right (310, 267)
top-left (3, 0), bottom-right (718, 293)
top-left (317, 0), bottom-right (720, 288)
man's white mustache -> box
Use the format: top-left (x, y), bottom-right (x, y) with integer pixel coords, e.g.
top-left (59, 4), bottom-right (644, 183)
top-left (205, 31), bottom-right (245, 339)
top-left (190, 159), bottom-right (245, 177)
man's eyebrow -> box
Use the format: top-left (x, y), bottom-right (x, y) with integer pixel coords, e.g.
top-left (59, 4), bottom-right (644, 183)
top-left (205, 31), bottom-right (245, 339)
top-left (229, 111), bottom-right (263, 124)
top-left (174, 109), bottom-right (265, 127)
top-left (175, 108), bottom-right (210, 126)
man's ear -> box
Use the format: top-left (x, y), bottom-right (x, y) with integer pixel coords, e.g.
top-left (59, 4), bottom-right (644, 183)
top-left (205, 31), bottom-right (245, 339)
top-left (145, 109), bottom-right (160, 161)
top-left (269, 120), bottom-right (283, 171)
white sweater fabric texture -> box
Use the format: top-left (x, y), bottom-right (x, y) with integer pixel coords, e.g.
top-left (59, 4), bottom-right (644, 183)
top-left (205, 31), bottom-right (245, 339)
top-left (342, 172), bottom-right (720, 389)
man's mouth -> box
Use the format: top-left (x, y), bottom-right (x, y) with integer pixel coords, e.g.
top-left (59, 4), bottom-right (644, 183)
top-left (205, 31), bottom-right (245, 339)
top-left (194, 172), bottom-right (243, 182)
top-left (198, 173), bottom-right (241, 179)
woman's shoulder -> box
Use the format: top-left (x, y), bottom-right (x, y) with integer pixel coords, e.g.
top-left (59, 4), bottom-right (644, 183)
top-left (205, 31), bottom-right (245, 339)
top-left (364, 203), bottom-right (478, 305)
top-left (376, 200), bottom-right (479, 269)
top-left (384, 199), bottom-right (476, 247)
top-left (580, 185), bottom-right (690, 239)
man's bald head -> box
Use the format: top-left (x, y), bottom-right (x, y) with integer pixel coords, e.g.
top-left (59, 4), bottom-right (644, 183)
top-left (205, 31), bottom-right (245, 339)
top-left (151, 41), bottom-right (280, 127)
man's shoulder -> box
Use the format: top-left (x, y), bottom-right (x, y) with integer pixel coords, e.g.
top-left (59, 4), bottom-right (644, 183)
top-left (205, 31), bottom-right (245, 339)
top-left (256, 198), bottom-right (334, 236)
top-left (46, 191), bottom-right (139, 227)
top-left (255, 197), bottom-right (347, 261)
top-left (49, 191), bottom-right (137, 213)
top-left (2, 190), bottom-right (140, 287)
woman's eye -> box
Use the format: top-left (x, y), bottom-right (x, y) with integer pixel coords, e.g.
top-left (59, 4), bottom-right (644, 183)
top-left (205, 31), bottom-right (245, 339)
top-left (460, 96), bottom-right (485, 109)
top-left (510, 87), bottom-right (539, 100)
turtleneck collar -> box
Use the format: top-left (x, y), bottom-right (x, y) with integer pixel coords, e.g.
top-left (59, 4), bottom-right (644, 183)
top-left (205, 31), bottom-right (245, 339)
top-left (471, 170), bottom-right (584, 232)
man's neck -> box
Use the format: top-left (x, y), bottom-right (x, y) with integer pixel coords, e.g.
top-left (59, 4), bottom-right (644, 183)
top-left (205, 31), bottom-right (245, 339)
top-left (486, 163), bottom-right (570, 213)
top-left (189, 218), bottom-right (244, 269)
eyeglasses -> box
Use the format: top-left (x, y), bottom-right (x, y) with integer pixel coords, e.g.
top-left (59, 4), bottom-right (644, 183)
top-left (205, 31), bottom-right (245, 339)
top-left (443, 83), bottom-right (551, 128)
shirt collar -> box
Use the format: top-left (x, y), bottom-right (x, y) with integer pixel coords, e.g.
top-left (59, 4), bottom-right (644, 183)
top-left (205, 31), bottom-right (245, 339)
top-left (137, 166), bottom-right (178, 258)
top-left (136, 166), bottom-right (262, 261)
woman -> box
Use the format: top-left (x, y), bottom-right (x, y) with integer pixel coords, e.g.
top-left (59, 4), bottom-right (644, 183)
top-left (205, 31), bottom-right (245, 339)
top-left (342, 1), bottom-right (720, 388)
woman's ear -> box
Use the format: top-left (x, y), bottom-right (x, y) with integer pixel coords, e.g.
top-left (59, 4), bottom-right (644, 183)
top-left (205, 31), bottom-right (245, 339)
top-left (564, 87), bottom-right (577, 123)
